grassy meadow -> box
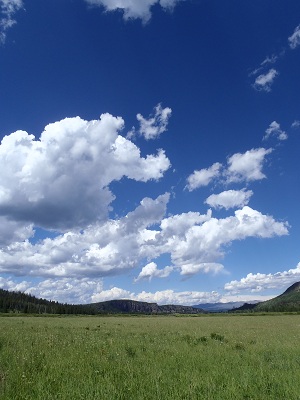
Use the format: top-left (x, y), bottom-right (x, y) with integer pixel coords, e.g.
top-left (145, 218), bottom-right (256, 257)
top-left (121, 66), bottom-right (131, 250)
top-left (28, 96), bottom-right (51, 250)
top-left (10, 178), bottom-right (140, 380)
top-left (1, 314), bottom-right (300, 399)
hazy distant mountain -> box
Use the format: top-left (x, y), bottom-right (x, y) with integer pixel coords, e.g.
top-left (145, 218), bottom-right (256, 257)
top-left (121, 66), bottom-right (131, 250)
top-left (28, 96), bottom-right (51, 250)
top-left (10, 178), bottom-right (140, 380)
top-left (193, 301), bottom-right (260, 313)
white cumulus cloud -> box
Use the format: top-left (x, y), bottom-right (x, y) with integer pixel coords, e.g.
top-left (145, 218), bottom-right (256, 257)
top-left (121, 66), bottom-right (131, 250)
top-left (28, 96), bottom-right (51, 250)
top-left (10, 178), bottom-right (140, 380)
top-left (0, 113), bottom-right (170, 230)
top-left (186, 162), bottom-right (222, 191)
top-left (224, 263), bottom-right (300, 294)
top-left (0, 195), bottom-right (288, 280)
top-left (155, 207), bottom-right (288, 277)
top-left (134, 262), bottom-right (173, 282)
top-left (0, 109), bottom-right (289, 285)
top-left (0, 276), bottom-right (103, 304)
top-left (205, 189), bottom-right (253, 210)
top-left (226, 148), bottom-right (272, 183)
top-left (0, 193), bottom-right (170, 278)
top-left (84, 0), bottom-right (182, 23)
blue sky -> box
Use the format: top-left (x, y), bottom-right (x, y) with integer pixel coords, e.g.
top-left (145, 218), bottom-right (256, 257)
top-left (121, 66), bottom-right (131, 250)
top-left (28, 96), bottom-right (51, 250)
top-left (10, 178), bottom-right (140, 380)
top-left (0, 0), bottom-right (300, 305)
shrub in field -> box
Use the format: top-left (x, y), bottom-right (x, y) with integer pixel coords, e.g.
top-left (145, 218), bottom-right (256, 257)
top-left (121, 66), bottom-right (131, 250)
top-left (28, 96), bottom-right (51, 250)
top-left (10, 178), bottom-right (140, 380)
top-left (125, 346), bottom-right (136, 358)
top-left (234, 342), bottom-right (246, 351)
top-left (210, 332), bottom-right (225, 342)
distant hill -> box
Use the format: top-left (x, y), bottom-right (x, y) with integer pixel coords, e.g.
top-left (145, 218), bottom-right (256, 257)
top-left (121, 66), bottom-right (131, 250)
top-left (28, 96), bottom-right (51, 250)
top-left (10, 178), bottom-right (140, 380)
top-left (233, 282), bottom-right (300, 312)
top-left (87, 299), bottom-right (204, 314)
top-left (0, 289), bottom-right (204, 315)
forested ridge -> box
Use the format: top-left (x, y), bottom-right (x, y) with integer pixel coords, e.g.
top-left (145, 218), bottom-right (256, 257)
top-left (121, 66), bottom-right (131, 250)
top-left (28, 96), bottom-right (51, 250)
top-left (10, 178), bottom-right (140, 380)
top-left (0, 289), bottom-right (203, 315)
top-left (0, 288), bottom-right (94, 314)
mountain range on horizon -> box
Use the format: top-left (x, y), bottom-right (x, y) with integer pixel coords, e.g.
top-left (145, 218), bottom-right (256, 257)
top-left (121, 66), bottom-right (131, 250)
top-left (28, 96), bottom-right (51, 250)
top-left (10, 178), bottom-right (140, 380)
top-left (192, 301), bottom-right (260, 312)
top-left (1, 282), bottom-right (300, 314)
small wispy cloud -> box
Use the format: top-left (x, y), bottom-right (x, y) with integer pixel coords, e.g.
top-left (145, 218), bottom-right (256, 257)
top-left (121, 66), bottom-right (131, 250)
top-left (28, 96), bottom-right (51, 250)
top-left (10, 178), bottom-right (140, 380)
top-left (261, 54), bottom-right (278, 65)
top-left (0, 0), bottom-right (23, 44)
top-left (263, 121), bottom-right (287, 141)
top-left (288, 24), bottom-right (300, 49)
top-left (250, 23), bottom-right (300, 91)
top-left (134, 103), bottom-right (172, 140)
top-left (291, 120), bottom-right (300, 129)
top-left (253, 68), bottom-right (279, 92)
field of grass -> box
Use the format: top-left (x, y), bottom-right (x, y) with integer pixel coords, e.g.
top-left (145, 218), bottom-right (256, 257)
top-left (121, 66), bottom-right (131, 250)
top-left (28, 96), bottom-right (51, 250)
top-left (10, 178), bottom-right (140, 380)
top-left (1, 314), bottom-right (300, 399)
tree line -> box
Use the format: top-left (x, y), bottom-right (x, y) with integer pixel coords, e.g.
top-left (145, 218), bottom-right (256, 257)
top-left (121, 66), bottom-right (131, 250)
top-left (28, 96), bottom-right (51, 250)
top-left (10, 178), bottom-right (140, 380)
top-left (0, 288), bottom-right (95, 315)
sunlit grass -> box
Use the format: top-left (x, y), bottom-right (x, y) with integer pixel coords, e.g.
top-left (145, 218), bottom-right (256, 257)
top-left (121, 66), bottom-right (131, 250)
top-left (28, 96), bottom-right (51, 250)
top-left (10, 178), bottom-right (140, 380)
top-left (1, 314), bottom-right (300, 399)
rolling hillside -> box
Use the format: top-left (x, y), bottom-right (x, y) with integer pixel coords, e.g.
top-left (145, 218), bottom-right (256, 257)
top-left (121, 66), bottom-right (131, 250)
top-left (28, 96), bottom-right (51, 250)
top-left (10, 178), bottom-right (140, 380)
top-left (233, 282), bottom-right (300, 312)
top-left (254, 282), bottom-right (300, 312)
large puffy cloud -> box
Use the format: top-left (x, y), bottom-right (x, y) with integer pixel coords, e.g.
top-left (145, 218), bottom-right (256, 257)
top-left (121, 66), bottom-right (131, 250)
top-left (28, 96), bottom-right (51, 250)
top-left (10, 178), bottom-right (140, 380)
top-left (0, 111), bottom-right (289, 284)
top-left (226, 148), bottom-right (272, 183)
top-left (0, 0), bottom-right (22, 43)
top-left (288, 24), bottom-right (300, 49)
top-left (0, 217), bottom-right (34, 246)
top-left (25, 278), bottom-right (104, 304)
top-left (0, 113), bottom-right (170, 230)
top-left (84, 0), bottom-right (182, 23)
top-left (205, 189), bottom-right (253, 210)
top-left (224, 263), bottom-right (300, 294)
top-left (0, 193), bottom-right (170, 278)
top-left (158, 207), bottom-right (288, 276)
top-left (253, 68), bottom-right (278, 92)
top-left (0, 195), bottom-right (288, 280)
top-left (0, 276), bottom-right (103, 304)
top-left (186, 162), bottom-right (222, 191)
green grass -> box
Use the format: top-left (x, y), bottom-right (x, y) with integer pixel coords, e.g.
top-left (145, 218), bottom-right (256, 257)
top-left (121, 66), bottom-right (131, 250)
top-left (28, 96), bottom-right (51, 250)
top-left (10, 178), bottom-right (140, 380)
top-left (1, 314), bottom-right (300, 399)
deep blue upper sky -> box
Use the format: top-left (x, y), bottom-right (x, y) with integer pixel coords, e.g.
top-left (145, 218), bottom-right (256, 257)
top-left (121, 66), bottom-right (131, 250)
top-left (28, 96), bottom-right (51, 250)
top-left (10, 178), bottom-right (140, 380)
top-left (0, 0), bottom-right (300, 304)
